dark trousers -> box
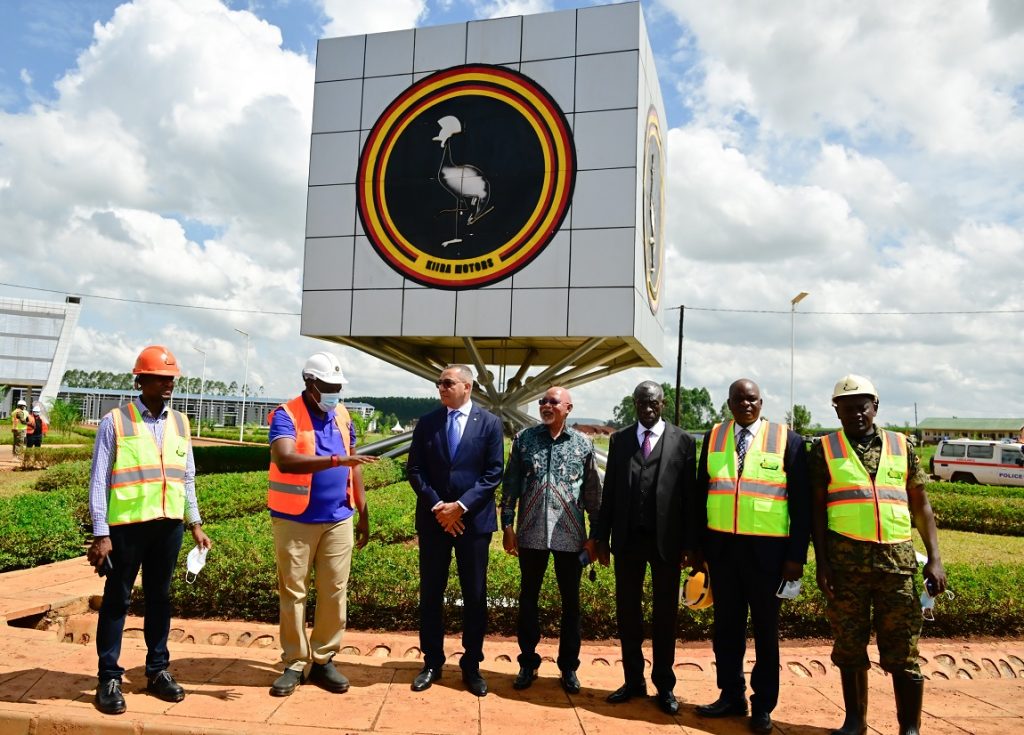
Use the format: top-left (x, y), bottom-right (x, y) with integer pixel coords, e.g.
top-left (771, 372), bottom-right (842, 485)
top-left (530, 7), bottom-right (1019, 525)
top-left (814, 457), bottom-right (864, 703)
top-left (614, 535), bottom-right (681, 693)
top-left (418, 529), bottom-right (491, 673)
top-left (97, 519), bottom-right (184, 682)
top-left (25, 433), bottom-right (42, 448)
top-left (516, 547), bottom-right (582, 672)
top-left (706, 534), bottom-right (784, 713)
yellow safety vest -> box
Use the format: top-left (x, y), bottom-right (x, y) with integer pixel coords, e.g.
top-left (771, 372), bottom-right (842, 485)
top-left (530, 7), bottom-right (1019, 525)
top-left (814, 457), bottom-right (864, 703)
top-left (267, 396), bottom-right (358, 515)
top-left (108, 402), bottom-right (189, 525)
top-left (705, 420), bottom-right (790, 537)
top-left (11, 408), bottom-right (28, 430)
top-left (821, 430), bottom-right (911, 544)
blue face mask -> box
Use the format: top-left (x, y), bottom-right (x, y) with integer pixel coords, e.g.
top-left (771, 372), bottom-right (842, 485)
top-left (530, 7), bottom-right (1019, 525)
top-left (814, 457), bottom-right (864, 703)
top-left (313, 385), bottom-right (342, 412)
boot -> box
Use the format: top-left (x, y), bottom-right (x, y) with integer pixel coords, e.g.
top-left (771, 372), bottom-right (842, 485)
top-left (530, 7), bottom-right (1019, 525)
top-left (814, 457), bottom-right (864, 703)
top-left (831, 668), bottom-right (868, 735)
top-left (892, 673), bottom-right (923, 735)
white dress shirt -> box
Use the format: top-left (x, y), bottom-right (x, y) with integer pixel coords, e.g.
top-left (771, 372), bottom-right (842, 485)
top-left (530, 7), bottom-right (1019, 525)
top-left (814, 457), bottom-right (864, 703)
top-left (636, 418), bottom-right (666, 451)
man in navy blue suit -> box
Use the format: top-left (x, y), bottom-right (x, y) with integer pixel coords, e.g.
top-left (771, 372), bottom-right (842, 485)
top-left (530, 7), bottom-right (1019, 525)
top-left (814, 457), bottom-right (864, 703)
top-left (407, 364), bottom-right (504, 697)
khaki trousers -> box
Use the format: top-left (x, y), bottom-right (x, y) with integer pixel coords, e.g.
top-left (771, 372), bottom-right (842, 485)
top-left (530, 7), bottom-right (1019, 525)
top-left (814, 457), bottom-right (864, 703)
top-left (272, 516), bottom-right (353, 671)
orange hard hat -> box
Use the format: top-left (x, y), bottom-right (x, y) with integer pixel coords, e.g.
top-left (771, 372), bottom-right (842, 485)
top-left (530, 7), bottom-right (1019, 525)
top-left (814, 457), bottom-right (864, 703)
top-left (133, 345), bottom-right (181, 377)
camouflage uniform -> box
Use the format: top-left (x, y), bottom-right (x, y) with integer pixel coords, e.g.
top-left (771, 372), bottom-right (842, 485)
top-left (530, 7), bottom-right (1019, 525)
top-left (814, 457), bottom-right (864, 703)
top-left (810, 432), bottom-right (928, 676)
top-left (11, 407), bottom-right (29, 457)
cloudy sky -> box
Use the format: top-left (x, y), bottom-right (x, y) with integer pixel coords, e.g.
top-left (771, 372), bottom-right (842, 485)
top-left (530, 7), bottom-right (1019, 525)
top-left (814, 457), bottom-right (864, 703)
top-left (1, 0), bottom-right (1021, 426)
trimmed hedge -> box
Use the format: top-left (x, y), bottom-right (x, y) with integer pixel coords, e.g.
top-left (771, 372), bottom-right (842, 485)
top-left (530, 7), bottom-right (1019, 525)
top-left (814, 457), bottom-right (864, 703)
top-left (0, 491), bottom-right (86, 571)
top-left (21, 446), bottom-right (93, 469)
top-left (927, 490), bottom-right (1024, 536)
top-left (34, 460), bottom-right (91, 493)
top-left (163, 482), bottom-right (1024, 639)
top-left (927, 480), bottom-right (1024, 500)
top-left (193, 445), bottom-right (269, 474)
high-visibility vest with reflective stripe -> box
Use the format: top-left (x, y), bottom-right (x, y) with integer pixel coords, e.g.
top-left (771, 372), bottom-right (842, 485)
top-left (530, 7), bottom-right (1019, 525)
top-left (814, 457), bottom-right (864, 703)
top-left (11, 408), bottom-right (28, 430)
top-left (705, 420), bottom-right (791, 537)
top-left (822, 430), bottom-right (912, 544)
top-left (267, 395), bottom-right (359, 516)
top-left (108, 403), bottom-right (189, 525)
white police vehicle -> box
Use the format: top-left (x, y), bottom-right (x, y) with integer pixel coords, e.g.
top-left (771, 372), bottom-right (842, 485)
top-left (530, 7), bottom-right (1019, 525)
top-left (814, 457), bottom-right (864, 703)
top-left (931, 439), bottom-right (1024, 486)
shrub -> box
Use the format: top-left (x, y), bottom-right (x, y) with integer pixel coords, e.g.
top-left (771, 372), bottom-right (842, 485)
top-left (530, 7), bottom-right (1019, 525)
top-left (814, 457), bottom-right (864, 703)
top-left (0, 491), bottom-right (86, 571)
top-left (926, 491), bottom-right (1024, 536)
top-left (195, 472), bottom-right (268, 524)
top-left (35, 460), bottom-right (91, 493)
top-left (362, 457), bottom-right (405, 489)
top-left (193, 445), bottom-right (269, 474)
top-left (926, 481), bottom-right (1024, 500)
top-left (368, 482), bottom-right (416, 543)
top-left (21, 446), bottom-right (93, 469)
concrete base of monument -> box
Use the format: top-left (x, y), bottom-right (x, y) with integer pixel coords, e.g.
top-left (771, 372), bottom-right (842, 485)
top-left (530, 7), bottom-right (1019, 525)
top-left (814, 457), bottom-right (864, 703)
top-left (1, 558), bottom-right (1022, 734)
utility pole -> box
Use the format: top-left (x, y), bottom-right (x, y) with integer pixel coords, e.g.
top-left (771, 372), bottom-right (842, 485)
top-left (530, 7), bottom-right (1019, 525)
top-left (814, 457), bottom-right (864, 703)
top-left (674, 305), bottom-right (685, 425)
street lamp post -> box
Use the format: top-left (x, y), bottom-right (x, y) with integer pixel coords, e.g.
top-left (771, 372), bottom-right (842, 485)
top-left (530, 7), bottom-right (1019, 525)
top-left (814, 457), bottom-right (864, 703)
top-left (235, 329), bottom-right (249, 443)
top-left (790, 291), bottom-right (809, 430)
top-left (193, 346), bottom-right (207, 438)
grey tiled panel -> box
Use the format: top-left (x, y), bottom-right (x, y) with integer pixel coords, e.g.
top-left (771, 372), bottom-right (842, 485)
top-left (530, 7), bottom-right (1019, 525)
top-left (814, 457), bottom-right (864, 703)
top-left (511, 289), bottom-right (568, 336)
top-left (351, 289), bottom-right (403, 335)
top-left (315, 36), bottom-right (365, 82)
top-left (455, 289), bottom-right (512, 337)
top-left (568, 287), bottom-right (634, 335)
top-left (303, 237), bottom-right (354, 291)
top-left (415, 23), bottom-right (467, 72)
top-left (301, 290), bottom-right (352, 336)
top-left (522, 7), bottom-right (577, 61)
top-left (466, 16), bottom-right (522, 64)
top-left (576, 2), bottom-right (640, 55)
top-left (312, 80), bottom-right (362, 133)
top-left (308, 132), bottom-right (360, 186)
top-left (403, 288), bottom-right (456, 336)
top-left (305, 185), bottom-right (356, 238)
top-left (570, 228), bottom-right (635, 288)
top-left (575, 51), bottom-right (639, 112)
top-left (364, 29), bottom-right (414, 77)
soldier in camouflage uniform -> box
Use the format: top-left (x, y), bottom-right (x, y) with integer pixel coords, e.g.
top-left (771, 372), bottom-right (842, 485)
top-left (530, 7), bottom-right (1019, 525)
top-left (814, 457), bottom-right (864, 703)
top-left (811, 375), bottom-right (946, 735)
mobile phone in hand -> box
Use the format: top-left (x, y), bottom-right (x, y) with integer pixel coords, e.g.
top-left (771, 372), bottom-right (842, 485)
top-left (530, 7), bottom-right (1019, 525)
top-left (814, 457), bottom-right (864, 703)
top-left (96, 556), bottom-right (113, 577)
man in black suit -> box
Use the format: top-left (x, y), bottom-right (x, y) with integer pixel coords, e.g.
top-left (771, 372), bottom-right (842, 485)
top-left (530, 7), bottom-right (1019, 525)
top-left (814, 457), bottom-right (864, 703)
top-left (406, 364), bottom-right (504, 697)
top-left (592, 381), bottom-right (696, 715)
top-left (693, 379), bottom-right (810, 734)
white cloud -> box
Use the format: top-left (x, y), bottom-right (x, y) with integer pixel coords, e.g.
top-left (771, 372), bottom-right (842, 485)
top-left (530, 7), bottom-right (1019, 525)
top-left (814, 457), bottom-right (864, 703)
top-left (659, 0), bottom-right (1024, 160)
top-left (317, 0), bottom-right (428, 36)
top-left (472, 0), bottom-right (553, 19)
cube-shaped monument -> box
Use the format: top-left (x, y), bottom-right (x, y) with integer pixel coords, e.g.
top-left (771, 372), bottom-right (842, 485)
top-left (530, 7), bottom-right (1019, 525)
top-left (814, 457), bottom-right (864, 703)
top-left (302, 1), bottom-right (666, 379)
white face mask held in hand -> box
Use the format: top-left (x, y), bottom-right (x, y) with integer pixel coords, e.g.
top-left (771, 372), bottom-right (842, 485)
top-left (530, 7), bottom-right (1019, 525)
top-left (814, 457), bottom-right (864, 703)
top-left (185, 545), bottom-right (209, 584)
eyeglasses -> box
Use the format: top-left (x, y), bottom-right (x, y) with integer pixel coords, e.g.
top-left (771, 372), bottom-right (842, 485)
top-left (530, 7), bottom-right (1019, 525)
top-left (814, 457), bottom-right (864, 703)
top-left (538, 398), bottom-right (562, 406)
top-left (436, 379), bottom-right (462, 389)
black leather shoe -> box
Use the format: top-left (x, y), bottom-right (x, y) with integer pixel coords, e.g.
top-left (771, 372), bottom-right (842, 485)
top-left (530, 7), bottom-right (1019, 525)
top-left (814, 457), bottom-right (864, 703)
top-left (696, 696), bottom-right (749, 718)
top-left (95, 678), bottom-right (126, 715)
top-left (308, 660), bottom-right (350, 693)
top-left (560, 670), bottom-right (581, 695)
top-left (606, 683), bottom-right (647, 704)
top-left (750, 711), bottom-right (773, 733)
top-left (462, 671), bottom-right (488, 697)
top-left (270, 668), bottom-right (304, 697)
top-left (411, 667), bottom-right (442, 692)
top-left (147, 670), bottom-right (185, 702)
top-left (656, 690), bottom-right (679, 715)
top-left (513, 667), bottom-right (537, 690)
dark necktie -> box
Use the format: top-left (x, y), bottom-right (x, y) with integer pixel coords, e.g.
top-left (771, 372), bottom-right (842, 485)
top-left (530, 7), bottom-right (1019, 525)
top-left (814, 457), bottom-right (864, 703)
top-left (737, 428), bottom-right (751, 475)
top-left (642, 429), bottom-right (653, 459)
top-left (447, 410), bottom-right (461, 459)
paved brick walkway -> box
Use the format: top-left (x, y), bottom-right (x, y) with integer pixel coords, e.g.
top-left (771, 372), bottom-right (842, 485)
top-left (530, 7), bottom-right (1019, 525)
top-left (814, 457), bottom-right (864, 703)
top-left (0, 557), bottom-right (1021, 734)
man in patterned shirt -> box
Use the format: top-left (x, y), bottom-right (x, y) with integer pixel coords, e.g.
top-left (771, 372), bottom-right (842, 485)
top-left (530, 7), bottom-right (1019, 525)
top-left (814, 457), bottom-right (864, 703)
top-left (501, 386), bottom-right (602, 694)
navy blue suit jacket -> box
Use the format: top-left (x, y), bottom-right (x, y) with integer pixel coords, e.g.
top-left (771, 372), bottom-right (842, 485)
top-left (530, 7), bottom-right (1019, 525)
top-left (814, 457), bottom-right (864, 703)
top-left (407, 402), bottom-right (504, 535)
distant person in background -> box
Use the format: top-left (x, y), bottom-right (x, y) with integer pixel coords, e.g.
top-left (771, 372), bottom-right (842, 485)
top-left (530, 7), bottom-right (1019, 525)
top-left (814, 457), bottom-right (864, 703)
top-left (267, 351), bottom-right (376, 698)
top-left (500, 386), bottom-right (602, 695)
top-left (86, 345), bottom-right (212, 716)
top-left (25, 407), bottom-right (48, 448)
top-left (11, 399), bottom-right (29, 456)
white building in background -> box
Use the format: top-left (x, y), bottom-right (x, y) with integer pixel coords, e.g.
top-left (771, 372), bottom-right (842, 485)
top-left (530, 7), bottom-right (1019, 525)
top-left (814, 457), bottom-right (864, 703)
top-left (55, 385), bottom-right (374, 430)
top-left (0, 295), bottom-right (81, 419)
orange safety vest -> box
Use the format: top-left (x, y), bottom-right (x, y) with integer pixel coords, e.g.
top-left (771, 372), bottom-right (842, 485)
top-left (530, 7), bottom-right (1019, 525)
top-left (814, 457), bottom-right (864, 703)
top-left (267, 395), bottom-right (361, 515)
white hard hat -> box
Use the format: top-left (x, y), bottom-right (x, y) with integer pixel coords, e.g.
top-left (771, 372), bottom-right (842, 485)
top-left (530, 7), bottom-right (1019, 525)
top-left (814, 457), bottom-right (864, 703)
top-left (832, 374), bottom-right (878, 400)
top-left (302, 351), bottom-right (348, 386)
top-left (31, 407), bottom-right (41, 413)
top-left (17, 399), bottom-right (27, 406)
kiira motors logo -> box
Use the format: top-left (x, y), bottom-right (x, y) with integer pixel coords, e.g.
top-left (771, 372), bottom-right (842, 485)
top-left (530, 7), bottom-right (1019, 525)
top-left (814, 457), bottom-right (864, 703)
top-left (357, 64), bottom-right (576, 289)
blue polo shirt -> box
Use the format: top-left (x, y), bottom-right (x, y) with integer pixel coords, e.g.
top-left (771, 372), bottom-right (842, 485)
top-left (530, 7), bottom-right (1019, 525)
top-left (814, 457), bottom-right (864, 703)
top-left (268, 397), bottom-right (356, 524)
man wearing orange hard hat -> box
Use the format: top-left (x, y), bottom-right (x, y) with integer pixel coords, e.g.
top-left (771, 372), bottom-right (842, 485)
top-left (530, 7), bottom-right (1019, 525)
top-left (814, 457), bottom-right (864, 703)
top-left (86, 345), bottom-right (211, 716)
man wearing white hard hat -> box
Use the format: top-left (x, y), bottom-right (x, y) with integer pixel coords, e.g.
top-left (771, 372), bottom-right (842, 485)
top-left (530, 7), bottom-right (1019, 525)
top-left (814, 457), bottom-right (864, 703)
top-left (25, 406), bottom-right (48, 448)
top-left (810, 375), bottom-right (945, 735)
top-left (11, 399), bottom-right (29, 457)
top-left (266, 352), bottom-right (377, 697)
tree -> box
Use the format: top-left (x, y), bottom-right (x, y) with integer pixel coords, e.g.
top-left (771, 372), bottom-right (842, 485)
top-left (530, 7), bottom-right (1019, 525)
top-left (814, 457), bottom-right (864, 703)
top-left (48, 399), bottom-right (81, 438)
top-left (610, 383), bottom-right (718, 431)
top-left (349, 411), bottom-right (368, 440)
top-left (785, 404), bottom-right (813, 434)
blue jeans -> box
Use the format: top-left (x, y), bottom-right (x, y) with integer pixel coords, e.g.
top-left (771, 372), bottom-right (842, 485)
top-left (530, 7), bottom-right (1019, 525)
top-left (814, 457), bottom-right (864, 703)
top-left (96, 519), bottom-right (184, 682)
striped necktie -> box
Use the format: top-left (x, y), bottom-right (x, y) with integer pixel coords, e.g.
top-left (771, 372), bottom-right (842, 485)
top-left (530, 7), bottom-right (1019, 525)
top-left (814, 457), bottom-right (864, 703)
top-left (737, 428), bottom-right (751, 475)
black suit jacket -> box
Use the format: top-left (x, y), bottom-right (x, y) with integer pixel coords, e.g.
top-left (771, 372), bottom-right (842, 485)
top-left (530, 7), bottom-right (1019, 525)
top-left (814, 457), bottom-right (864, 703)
top-left (593, 421), bottom-right (697, 563)
top-left (407, 403), bottom-right (504, 535)
top-left (694, 422), bottom-right (811, 568)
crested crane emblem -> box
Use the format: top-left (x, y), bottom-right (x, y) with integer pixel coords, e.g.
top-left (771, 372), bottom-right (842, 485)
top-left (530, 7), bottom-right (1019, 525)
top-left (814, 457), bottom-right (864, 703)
top-left (432, 115), bottom-right (493, 245)
top-left (357, 64), bottom-right (575, 289)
